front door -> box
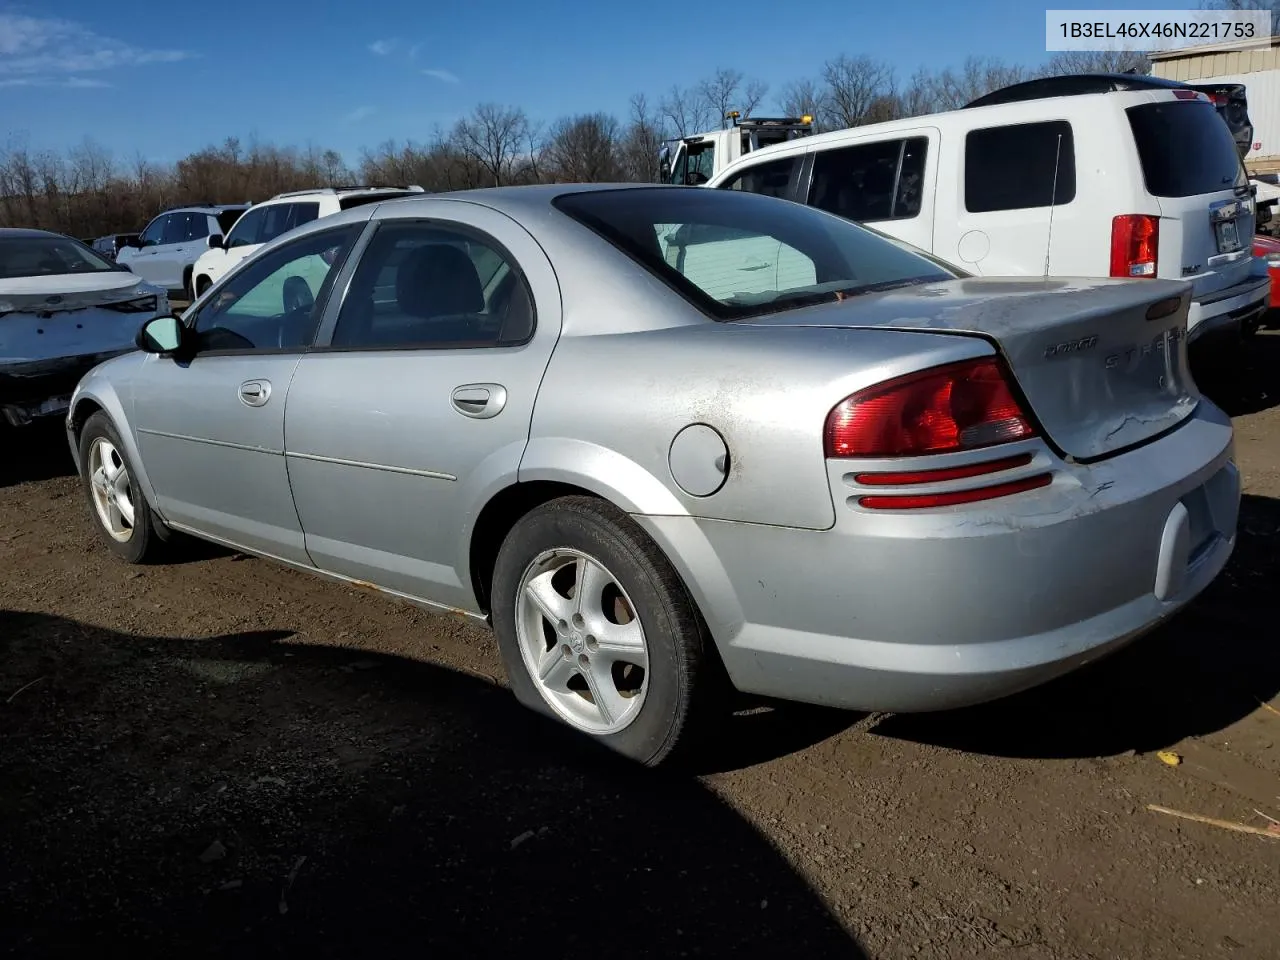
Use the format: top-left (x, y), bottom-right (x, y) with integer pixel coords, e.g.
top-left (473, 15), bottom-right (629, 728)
top-left (284, 201), bottom-right (562, 612)
top-left (120, 213), bottom-right (171, 286)
top-left (130, 220), bottom-right (367, 563)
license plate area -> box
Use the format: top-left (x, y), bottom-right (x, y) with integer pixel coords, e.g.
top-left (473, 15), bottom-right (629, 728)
top-left (1210, 196), bottom-right (1251, 255)
top-left (1214, 217), bottom-right (1242, 254)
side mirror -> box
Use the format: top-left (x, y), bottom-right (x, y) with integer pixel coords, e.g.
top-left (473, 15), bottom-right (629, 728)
top-left (136, 315), bottom-right (187, 355)
top-left (208, 234), bottom-right (224, 249)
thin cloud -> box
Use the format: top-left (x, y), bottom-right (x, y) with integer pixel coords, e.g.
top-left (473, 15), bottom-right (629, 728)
top-left (0, 13), bottom-right (193, 78)
top-left (408, 43), bottom-right (422, 60)
top-left (344, 105), bottom-right (376, 123)
top-left (0, 76), bottom-right (114, 89)
top-left (422, 68), bottom-right (460, 84)
top-left (368, 39), bottom-right (396, 56)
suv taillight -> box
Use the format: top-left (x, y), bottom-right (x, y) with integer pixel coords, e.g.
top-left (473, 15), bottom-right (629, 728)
top-left (1111, 214), bottom-right (1159, 278)
top-left (824, 357), bottom-right (1036, 459)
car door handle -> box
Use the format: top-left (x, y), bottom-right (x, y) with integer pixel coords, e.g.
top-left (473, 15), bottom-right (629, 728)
top-left (239, 379), bottom-right (271, 407)
top-left (451, 383), bottom-right (507, 419)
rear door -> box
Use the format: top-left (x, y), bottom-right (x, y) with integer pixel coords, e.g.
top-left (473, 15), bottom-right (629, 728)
top-left (1126, 95), bottom-right (1254, 300)
top-left (283, 200), bottom-right (562, 611)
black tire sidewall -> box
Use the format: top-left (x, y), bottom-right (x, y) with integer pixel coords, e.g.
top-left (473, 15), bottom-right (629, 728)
top-left (78, 411), bottom-right (154, 563)
top-left (491, 499), bottom-right (697, 766)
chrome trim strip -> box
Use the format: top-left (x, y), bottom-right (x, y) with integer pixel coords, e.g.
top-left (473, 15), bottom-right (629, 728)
top-left (137, 427), bottom-right (278, 455)
top-left (286, 450), bottom-right (456, 481)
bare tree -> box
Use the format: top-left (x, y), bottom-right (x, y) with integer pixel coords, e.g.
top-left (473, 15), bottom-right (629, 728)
top-left (820, 54), bottom-right (896, 128)
top-left (931, 56), bottom-right (1031, 110)
top-left (696, 68), bottom-right (769, 125)
top-left (779, 78), bottom-right (830, 127)
top-left (544, 113), bottom-right (622, 182)
top-left (452, 103), bottom-right (530, 187)
top-left (619, 93), bottom-right (666, 183)
top-left (659, 84), bottom-right (712, 137)
top-left (1043, 49), bottom-right (1151, 75)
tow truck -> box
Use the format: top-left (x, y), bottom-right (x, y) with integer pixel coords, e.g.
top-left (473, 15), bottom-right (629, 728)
top-left (658, 111), bottom-right (815, 185)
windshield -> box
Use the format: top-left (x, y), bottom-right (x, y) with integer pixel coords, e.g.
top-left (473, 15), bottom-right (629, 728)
top-left (552, 187), bottom-right (956, 320)
top-left (0, 235), bottom-right (117, 279)
top-left (1127, 100), bottom-right (1249, 198)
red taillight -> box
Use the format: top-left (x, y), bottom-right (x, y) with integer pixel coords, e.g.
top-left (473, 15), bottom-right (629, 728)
top-left (1110, 214), bottom-right (1159, 279)
top-left (824, 357), bottom-right (1036, 459)
top-left (857, 473), bottom-right (1052, 510)
top-left (853, 452), bottom-right (1034, 486)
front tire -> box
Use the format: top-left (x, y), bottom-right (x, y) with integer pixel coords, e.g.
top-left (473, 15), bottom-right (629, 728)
top-left (78, 412), bottom-right (166, 564)
top-left (491, 496), bottom-right (719, 767)
top-left (195, 275), bottom-right (212, 298)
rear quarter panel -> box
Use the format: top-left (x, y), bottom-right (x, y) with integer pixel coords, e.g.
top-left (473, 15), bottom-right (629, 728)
top-left (522, 321), bottom-right (991, 530)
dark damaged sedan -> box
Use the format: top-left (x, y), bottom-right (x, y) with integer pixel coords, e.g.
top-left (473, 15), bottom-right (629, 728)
top-left (0, 228), bottom-right (168, 428)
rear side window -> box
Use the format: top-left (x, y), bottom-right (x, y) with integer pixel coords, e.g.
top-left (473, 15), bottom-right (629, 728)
top-left (808, 137), bottom-right (929, 222)
top-left (719, 155), bottom-right (802, 199)
top-left (1127, 100), bottom-right (1249, 198)
top-left (964, 121), bottom-right (1076, 213)
top-left (291, 202), bottom-right (321, 226)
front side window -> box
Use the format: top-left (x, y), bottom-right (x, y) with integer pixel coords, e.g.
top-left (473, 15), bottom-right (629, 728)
top-left (808, 138), bottom-right (930, 222)
top-left (719, 155), bottom-right (802, 200)
top-left (553, 187), bottom-right (955, 321)
top-left (964, 121), bottom-right (1076, 213)
top-left (329, 221), bottom-right (534, 349)
top-left (138, 215), bottom-right (168, 247)
top-left (191, 224), bottom-right (363, 353)
top-left (225, 207), bottom-right (267, 248)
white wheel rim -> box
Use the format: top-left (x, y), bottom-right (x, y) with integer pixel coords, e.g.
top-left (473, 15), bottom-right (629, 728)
top-left (87, 437), bottom-right (136, 543)
top-left (515, 548), bottom-right (650, 735)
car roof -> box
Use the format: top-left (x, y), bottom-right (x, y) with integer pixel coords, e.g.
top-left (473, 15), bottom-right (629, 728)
top-left (0, 227), bottom-right (69, 240)
top-left (708, 79), bottom-right (1195, 181)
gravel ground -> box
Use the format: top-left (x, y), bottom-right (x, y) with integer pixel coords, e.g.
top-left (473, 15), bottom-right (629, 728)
top-left (2, 336), bottom-right (1279, 959)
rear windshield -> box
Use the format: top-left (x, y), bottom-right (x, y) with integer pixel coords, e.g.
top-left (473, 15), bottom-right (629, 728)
top-left (1127, 100), bottom-right (1248, 198)
top-left (339, 190), bottom-right (419, 210)
top-left (0, 236), bottom-right (116, 279)
top-left (551, 187), bottom-right (956, 321)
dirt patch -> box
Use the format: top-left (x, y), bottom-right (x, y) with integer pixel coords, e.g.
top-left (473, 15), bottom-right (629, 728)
top-left (2, 337), bottom-right (1280, 958)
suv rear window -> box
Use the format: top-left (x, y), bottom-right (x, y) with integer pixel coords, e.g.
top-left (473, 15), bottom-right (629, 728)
top-left (552, 187), bottom-right (955, 321)
top-left (1126, 100), bottom-right (1248, 198)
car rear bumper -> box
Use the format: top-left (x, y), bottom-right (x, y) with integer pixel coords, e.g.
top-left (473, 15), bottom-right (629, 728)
top-left (1188, 273), bottom-right (1270, 342)
top-left (0, 351), bottom-right (132, 427)
top-left (635, 402), bottom-right (1239, 713)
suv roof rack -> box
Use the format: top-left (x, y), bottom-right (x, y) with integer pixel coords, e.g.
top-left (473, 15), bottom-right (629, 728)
top-left (268, 184), bottom-right (427, 200)
top-left (963, 72), bottom-right (1199, 109)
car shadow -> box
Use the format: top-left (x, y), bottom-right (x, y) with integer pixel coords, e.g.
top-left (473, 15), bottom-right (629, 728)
top-left (0, 610), bottom-right (866, 959)
top-left (871, 494), bottom-right (1280, 760)
top-left (1192, 328), bottom-right (1280, 417)
top-left (0, 420), bottom-right (77, 488)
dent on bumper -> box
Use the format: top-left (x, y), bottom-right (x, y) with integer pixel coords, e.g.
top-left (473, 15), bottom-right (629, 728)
top-left (0, 351), bottom-right (131, 426)
top-left (634, 406), bottom-right (1240, 713)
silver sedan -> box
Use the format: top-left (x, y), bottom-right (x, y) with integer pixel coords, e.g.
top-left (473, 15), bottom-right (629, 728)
top-left (66, 184), bottom-right (1241, 766)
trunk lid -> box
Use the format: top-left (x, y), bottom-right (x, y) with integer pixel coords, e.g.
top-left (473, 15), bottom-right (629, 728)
top-left (739, 276), bottom-right (1199, 462)
top-left (1125, 97), bottom-right (1255, 302)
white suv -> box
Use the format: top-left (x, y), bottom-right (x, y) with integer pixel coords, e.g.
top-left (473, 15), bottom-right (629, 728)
top-left (707, 73), bottom-right (1270, 344)
top-left (115, 204), bottom-right (250, 299)
top-left (190, 185), bottom-right (425, 297)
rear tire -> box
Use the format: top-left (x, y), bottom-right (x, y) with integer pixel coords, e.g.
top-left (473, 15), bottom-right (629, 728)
top-left (490, 495), bottom-right (719, 767)
top-left (78, 412), bottom-right (167, 564)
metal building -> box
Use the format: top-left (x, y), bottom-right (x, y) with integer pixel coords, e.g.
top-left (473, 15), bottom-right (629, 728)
top-left (1150, 37), bottom-right (1280, 172)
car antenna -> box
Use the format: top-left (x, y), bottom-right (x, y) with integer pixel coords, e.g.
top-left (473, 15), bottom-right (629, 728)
top-left (1043, 133), bottom-right (1063, 278)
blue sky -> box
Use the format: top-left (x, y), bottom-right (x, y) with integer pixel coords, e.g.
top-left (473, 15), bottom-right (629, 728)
top-left (1, 0), bottom-right (1185, 165)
